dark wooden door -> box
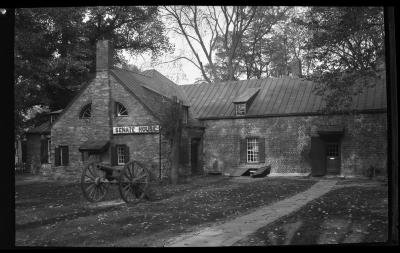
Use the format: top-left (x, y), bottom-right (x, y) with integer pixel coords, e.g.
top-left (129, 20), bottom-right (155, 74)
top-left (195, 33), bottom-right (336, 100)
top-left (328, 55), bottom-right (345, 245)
top-left (310, 137), bottom-right (326, 176)
top-left (326, 142), bottom-right (340, 175)
top-left (191, 139), bottom-right (199, 174)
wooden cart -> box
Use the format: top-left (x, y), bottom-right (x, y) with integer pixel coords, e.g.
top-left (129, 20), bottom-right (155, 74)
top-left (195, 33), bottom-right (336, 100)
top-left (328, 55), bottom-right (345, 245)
top-left (80, 160), bottom-right (150, 203)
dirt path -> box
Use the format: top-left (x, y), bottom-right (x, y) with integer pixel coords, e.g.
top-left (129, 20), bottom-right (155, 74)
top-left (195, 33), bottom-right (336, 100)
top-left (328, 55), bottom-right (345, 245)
top-left (165, 179), bottom-right (338, 247)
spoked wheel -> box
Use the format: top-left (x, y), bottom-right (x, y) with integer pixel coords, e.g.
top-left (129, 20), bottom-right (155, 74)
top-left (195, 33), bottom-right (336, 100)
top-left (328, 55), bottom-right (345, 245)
top-left (119, 161), bottom-right (150, 204)
top-left (81, 162), bottom-right (109, 202)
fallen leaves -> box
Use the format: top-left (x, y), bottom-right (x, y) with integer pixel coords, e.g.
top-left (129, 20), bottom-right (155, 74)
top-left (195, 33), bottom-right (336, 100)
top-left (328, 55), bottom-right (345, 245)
top-left (17, 177), bottom-right (316, 246)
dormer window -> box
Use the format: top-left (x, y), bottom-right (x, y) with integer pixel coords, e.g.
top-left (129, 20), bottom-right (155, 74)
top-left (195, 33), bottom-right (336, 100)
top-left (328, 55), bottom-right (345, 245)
top-left (233, 87), bottom-right (259, 117)
top-left (79, 103), bottom-right (92, 119)
top-left (235, 103), bottom-right (246, 116)
top-left (115, 102), bottom-right (128, 117)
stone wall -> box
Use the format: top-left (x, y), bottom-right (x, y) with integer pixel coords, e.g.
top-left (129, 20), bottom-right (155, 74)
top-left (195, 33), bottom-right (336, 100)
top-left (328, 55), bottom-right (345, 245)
top-left (201, 113), bottom-right (387, 177)
top-left (51, 71), bottom-right (113, 180)
top-left (110, 74), bottom-right (168, 180)
top-left (50, 71), bottom-right (174, 181)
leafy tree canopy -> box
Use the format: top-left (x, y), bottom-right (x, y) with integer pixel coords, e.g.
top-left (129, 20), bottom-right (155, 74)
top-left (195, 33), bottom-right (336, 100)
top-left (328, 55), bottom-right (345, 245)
top-left (295, 7), bottom-right (385, 112)
top-left (15, 6), bottom-right (172, 136)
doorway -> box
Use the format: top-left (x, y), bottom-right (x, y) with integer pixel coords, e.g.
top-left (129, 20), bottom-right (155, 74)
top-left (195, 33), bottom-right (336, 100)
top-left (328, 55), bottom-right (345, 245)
top-left (325, 142), bottom-right (340, 175)
top-left (191, 138), bottom-right (201, 175)
top-left (311, 136), bottom-right (342, 176)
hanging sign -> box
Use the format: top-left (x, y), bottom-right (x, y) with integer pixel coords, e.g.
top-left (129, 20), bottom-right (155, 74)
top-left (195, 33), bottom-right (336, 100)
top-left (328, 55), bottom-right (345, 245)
top-left (113, 125), bottom-right (160, 135)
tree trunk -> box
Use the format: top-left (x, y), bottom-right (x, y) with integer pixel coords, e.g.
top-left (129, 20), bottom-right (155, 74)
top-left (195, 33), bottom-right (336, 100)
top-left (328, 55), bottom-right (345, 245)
top-left (170, 101), bottom-right (182, 184)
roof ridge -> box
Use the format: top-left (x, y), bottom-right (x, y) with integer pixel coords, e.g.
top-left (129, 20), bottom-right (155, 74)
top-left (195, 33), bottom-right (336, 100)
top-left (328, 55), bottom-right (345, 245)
top-left (112, 66), bottom-right (153, 79)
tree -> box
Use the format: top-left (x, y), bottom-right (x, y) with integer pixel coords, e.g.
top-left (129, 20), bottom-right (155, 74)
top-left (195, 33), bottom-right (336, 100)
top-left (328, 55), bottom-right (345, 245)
top-left (163, 6), bottom-right (288, 83)
top-left (235, 6), bottom-right (290, 79)
top-left (159, 97), bottom-right (184, 184)
top-left (15, 6), bottom-right (172, 137)
top-left (296, 7), bottom-right (385, 112)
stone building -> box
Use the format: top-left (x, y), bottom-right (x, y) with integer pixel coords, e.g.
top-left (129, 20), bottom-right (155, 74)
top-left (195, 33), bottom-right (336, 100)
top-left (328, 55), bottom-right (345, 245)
top-left (24, 110), bottom-right (62, 174)
top-left (50, 40), bottom-right (203, 180)
top-left (46, 40), bottom-right (386, 180)
top-left (181, 79), bottom-right (387, 177)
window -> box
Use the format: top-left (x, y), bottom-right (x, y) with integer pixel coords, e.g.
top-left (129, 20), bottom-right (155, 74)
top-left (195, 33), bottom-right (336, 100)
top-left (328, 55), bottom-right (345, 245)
top-left (40, 137), bottom-right (50, 164)
top-left (117, 145), bottom-right (126, 165)
top-left (47, 139), bottom-right (51, 163)
top-left (115, 102), bottom-right (128, 117)
top-left (182, 106), bottom-right (188, 124)
top-left (79, 103), bottom-right (91, 119)
top-left (235, 103), bottom-right (246, 116)
top-left (247, 138), bottom-right (259, 163)
top-left (50, 115), bottom-right (57, 123)
top-left (55, 145), bottom-right (69, 166)
top-left (326, 143), bottom-right (339, 156)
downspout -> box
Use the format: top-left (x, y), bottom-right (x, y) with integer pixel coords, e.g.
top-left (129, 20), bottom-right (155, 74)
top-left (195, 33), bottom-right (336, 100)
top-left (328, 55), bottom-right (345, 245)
top-left (108, 70), bottom-right (114, 162)
top-left (159, 126), bottom-right (162, 180)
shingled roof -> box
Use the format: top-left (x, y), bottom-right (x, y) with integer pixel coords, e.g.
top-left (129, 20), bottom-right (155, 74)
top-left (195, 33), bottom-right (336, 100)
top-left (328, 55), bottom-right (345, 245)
top-left (180, 77), bottom-right (386, 119)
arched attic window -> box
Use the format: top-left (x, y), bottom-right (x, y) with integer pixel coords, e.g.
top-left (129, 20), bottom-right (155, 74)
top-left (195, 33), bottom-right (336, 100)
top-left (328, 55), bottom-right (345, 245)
top-left (79, 103), bottom-right (92, 119)
top-left (115, 102), bottom-right (128, 117)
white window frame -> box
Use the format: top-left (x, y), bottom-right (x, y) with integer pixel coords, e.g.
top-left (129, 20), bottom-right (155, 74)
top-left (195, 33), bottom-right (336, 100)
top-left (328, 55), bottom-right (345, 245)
top-left (235, 103), bottom-right (246, 116)
top-left (117, 145), bottom-right (126, 165)
top-left (247, 138), bottom-right (259, 163)
top-left (116, 102), bottom-right (128, 117)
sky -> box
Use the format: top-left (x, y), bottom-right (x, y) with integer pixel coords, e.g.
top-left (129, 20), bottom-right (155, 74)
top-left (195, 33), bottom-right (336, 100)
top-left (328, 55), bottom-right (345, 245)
top-left (123, 6), bottom-right (306, 86)
top-left (124, 34), bottom-right (203, 86)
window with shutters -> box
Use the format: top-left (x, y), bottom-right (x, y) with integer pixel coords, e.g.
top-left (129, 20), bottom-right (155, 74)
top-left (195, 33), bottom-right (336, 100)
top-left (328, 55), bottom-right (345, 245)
top-left (79, 103), bottom-right (91, 119)
top-left (117, 145), bottom-right (126, 165)
top-left (235, 103), bottom-right (246, 116)
top-left (55, 145), bottom-right (69, 166)
top-left (115, 102), bottom-right (128, 117)
top-left (247, 138), bottom-right (259, 163)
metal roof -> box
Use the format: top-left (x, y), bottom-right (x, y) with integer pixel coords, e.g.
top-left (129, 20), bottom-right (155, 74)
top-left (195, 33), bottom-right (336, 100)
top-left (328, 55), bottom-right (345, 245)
top-left (110, 68), bottom-right (167, 120)
top-left (79, 140), bottom-right (110, 152)
top-left (47, 109), bottom-right (63, 114)
top-left (111, 68), bottom-right (202, 127)
top-left (233, 88), bottom-right (260, 103)
top-left (180, 77), bottom-right (387, 119)
top-left (141, 69), bottom-right (190, 106)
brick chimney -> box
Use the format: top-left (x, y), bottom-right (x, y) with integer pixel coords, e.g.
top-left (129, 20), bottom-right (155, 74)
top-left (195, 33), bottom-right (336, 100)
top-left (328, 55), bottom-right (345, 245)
top-left (96, 40), bottom-right (113, 71)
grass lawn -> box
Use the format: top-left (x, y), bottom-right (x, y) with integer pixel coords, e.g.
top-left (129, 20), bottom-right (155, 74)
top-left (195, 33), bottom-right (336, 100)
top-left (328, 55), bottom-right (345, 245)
top-left (234, 184), bottom-right (388, 246)
top-left (15, 176), bottom-right (317, 247)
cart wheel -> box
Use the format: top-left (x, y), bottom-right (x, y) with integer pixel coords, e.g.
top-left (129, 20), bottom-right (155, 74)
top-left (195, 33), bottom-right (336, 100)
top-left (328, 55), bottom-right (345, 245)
top-left (81, 162), bottom-right (109, 202)
top-left (119, 161), bottom-right (150, 203)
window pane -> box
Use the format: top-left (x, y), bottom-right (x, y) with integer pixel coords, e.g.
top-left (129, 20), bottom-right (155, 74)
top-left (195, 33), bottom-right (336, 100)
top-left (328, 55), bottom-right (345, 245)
top-left (117, 146), bottom-right (125, 165)
top-left (80, 103), bottom-right (91, 119)
top-left (247, 138), bottom-right (259, 163)
top-left (236, 103), bottom-right (246, 116)
top-left (116, 102), bottom-right (128, 116)
top-left (326, 143), bottom-right (339, 156)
